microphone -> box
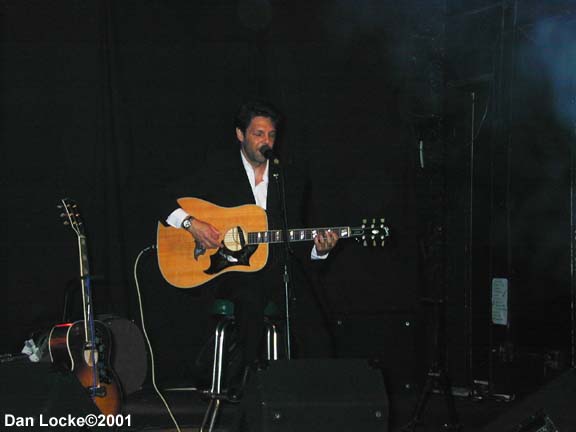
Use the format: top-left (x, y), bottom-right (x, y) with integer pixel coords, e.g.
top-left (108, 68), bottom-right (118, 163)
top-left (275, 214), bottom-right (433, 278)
top-left (259, 145), bottom-right (275, 160)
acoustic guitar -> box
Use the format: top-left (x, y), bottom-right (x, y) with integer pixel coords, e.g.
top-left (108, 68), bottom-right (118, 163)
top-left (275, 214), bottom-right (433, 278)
top-left (157, 197), bottom-right (389, 288)
top-left (48, 198), bottom-right (122, 415)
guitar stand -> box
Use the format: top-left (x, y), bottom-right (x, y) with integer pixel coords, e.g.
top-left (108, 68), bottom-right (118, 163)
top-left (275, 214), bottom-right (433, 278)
top-left (402, 298), bottom-right (461, 432)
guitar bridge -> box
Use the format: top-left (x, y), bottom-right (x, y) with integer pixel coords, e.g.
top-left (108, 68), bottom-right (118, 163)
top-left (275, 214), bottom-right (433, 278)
top-left (90, 386), bottom-right (107, 398)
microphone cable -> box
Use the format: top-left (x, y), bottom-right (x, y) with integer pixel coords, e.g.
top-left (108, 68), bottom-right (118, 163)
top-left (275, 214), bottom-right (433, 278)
top-left (133, 244), bottom-right (182, 432)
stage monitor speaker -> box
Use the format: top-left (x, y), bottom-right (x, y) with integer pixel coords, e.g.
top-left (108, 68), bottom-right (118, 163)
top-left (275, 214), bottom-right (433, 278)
top-left (0, 361), bottom-right (102, 431)
top-left (481, 369), bottom-right (576, 432)
top-left (240, 359), bottom-right (388, 432)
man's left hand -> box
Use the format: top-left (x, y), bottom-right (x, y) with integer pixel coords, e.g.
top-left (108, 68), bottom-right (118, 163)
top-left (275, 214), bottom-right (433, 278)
top-left (314, 230), bottom-right (339, 256)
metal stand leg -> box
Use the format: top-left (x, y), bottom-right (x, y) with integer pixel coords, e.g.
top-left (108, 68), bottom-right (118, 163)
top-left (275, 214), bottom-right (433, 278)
top-left (402, 299), bottom-right (461, 432)
top-left (200, 309), bottom-right (280, 432)
top-left (201, 399), bottom-right (221, 432)
top-left (200, 317), bottom-right (233, 432)
top-left (265, 320), bottom-right (279, 361)
top-left (403, 369), bottom-right (460, 431)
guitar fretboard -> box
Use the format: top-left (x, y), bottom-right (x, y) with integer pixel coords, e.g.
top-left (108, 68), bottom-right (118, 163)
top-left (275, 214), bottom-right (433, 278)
top-left (247, 227), bottom-right (351, 244)
top-left (78, 235), bottom-right (95, 345)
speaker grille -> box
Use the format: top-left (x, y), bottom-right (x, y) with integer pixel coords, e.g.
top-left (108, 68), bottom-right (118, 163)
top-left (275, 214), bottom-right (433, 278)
top-left (241, 359), bottom-right (389, 432)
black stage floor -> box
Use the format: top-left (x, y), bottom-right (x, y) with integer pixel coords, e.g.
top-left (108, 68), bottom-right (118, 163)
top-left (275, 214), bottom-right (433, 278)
top-left (123, 364), bottom-right (576, 431)
top-left (122, 385), bottom-right (522, 431)
top-left (2, 361), bottom-right (572, 431)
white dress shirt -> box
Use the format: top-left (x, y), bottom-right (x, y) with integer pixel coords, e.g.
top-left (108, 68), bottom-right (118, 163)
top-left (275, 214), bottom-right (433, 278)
top-left (166, 150), bottom-right (327, 259)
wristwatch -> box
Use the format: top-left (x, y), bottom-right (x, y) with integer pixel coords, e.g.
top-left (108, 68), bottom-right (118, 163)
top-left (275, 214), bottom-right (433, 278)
top-left (181, 216), bottom-right (194, 230)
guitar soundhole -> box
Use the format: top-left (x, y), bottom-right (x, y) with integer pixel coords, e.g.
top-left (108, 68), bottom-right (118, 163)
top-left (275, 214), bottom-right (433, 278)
top-left (223, 227), bottom-right (247, 252)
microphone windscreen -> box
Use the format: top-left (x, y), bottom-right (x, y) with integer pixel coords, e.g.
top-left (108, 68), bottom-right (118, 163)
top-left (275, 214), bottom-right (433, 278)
top-left (260, 145), bottom-right (274, 159)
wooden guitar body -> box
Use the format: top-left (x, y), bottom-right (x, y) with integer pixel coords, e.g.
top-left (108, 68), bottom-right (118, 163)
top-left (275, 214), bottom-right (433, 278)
top-left (157, 197), bottom-right (389, 289)
top-left (52, 198), bottom-right (122, 416)
top-left (157, 197), bottom-right (269, 288)
top-left (49, 320), bottom-right (122, 416)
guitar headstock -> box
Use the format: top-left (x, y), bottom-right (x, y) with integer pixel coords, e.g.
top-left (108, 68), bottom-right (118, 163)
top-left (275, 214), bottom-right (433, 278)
top-left (58, 198), bottom-right (85, 237)
top-left (351, 218), bottom-right (390, 247)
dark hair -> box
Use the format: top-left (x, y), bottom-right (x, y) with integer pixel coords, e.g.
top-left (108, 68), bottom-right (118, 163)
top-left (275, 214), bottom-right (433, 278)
top-left (234, 99), bottom-right (280, 133)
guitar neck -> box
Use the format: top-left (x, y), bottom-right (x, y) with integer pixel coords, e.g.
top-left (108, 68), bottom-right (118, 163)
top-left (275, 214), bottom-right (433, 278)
top-left (78, 235), bottom-right (91, 280)
top-left (77, 234), bottom-right (94, 345)
top-left (247, 226), bottom-right (353, 245)
top-left (59, 197), bottom-right (105, 393)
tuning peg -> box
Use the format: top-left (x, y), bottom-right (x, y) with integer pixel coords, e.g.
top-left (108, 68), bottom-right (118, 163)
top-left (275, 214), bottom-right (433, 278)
top-left (363, 240), bottom-right (368, 247)
top-left (380, 234), bottom-right (386, 247)
top-left (63, 221), bottom-right (70, 225)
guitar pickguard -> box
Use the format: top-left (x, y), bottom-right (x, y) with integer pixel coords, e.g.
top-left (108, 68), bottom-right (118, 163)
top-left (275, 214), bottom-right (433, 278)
top-left (194, 240), bottom-right (206, 260)
top-left (205, 244), bottom-right (258, 275)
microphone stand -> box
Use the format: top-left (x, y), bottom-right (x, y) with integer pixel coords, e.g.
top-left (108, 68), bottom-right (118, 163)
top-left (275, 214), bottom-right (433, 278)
top-left (265, 148), bottom-right (295, 360)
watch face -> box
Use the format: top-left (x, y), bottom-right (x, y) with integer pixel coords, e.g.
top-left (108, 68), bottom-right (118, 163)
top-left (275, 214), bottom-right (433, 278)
top-left (183, 219), bottom-right (191, 229)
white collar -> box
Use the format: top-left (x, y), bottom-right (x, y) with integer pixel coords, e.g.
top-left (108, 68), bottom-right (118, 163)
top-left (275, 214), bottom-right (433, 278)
top-left (240, 150), bottom-right (269, 186)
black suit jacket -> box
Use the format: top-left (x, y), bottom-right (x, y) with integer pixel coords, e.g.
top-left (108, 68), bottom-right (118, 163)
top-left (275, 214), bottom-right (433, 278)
top-left (160, 145), bottom-right (309, 302)
top-left (158, 145), bottom-right (333, 359)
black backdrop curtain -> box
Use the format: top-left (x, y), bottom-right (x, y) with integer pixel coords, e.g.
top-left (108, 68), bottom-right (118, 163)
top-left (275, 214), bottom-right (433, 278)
top-left (0, 0), bottom-right (419, 387)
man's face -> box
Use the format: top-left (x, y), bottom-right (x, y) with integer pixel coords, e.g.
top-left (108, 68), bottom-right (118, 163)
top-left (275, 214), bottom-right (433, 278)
top-left (237, 116), bottom-right (276, 167)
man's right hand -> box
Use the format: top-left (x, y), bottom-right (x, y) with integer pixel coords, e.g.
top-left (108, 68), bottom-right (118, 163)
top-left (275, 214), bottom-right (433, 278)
top-left (185, 218), bottom-right (221, 249)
